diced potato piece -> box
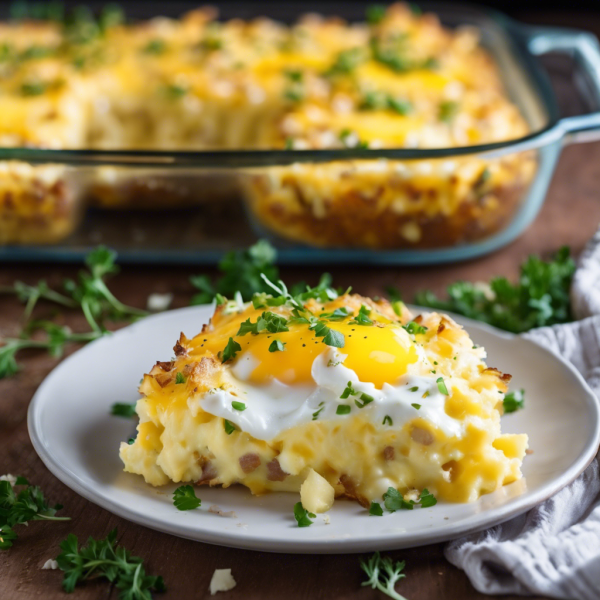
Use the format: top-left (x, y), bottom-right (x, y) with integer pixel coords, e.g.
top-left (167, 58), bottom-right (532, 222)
top-left (300, 469), bottom-right (334, 514)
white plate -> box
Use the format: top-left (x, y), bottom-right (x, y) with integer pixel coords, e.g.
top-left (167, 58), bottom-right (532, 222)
top-left (28, 305), bottom-right (600, 554)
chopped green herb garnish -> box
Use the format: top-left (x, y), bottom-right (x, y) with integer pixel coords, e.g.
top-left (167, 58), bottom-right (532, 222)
top-left (143, 38), bottom-right (166, 54)
top-left (382, 415), bottom-right (393, 426)
top-left (340, 381), bottom-right (358, 399)
top-left (232, 401), bottom-right (246, 411)
top-left (411, 403), bottom-right (421, 410)
top-left (110, 402), bottom-right (136, 418)
top-left (383, 487), bottom-right (415, 511)
top-left (319, 307), bottom-right (351, 321)
top-left (419, 489), bottom-right (437, 508)
top-left (284, 87), bottom-right (304, 103)
top-left (215, 293), bottom-right (227, 305)
top-left (223, 419), bottom-right (236, 435)
top-left (164, 83), bottom-right (187, 99)
top-left (336, 405), bottom-right (352, 415)
top-left (369, 501), bottom-right (384, 516)
top-left (436, 377), bottom-right (449, 395)
top-left (20, 81), bottom-right (48, 96)
top-left (439, 100), bottom-right (459, 123)
top-left (237, 311), bottom-right (289, 336)
top-left (284, 69), bottom-right (303, 82)
top-left (293, 502), bottom-right (315, 527)
top-left (221, 338), bottom-right (241, 363)
top-left (325, 47), bottom-right (366, 77)
top-left (402, 321), bottom-right (427, 335)
top-left (322, 328), bottom-right (345, 348)
top-left (382, 487), bottom-right (437, 512)
top-left (175, 372), bottom-right (186, 384)
top-left (355, 393), bottom-right (375, 408)
top-left (409, 386), bottom-right (419, 392)
top-left (269, 339), bottom-right (286, 352)
top-left (350, 305), bottom-right (373, 326)
top-left (503, 389), bottom-right (525, 414)
top-left (312, 404), bottom-right (325, 420)
top-left (173, 485), bottom-right (201, 511)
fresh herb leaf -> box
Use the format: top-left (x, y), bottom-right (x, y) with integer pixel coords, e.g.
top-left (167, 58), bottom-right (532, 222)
top-left (436, 377), bottom-right (449, 395)
top-left (382, 487), bottom-right (437, 513)
top-left (322, 328), bottom-right (345, 348)
top-left (221, 338), bottom-right (241, 363)
top-left (415, 247), bottom-right (575, 334)
top-left (336, 405), bottom-right (351, 415)
top-left (503, 389), bottom-right (525, 413)
top-left (360, 551), bottom-right (408, 600)
top-left (0, 477), bottom-right (69, 550)
top-left (143, 38), bottom-right (166, 54)
top-left (312, 404), bottom-right (325, 420)
top-left (402, 321), bottom-right (427, 335)
top-left (56, 528), bottom-right (165, 598)
top-left (293, 502), bottom-right (315, 527)
top-left (175, 372), bottom-right (186, 384)
top-left (319, 307), bottom-right (351, 321)
top-left (268, 340), bottom-right (286, 352)
top-left (418, 489), bottom-right (437, 508)
top-left (232, 401), bottom-right (246, 411)
top-left (325, 47), bottom-right (366, 77)
top-left (382, 415), bottom-right (393, 426)
top-left (439, 100), bottom-right (459, 123)
top-left (411, 403), bottom-right (421, 410)
top-left (355, 393), bottom-right (374, 408)
top-left (173, 485), bottom-right (201, 511)
top-left (350, 305), bottom-right (373, 326)
top-left (369, 501), bottom-right (384, 516)
top-left (111, 403), bottom-right (137, 418)
top-left (340, 381), bottom-right (358, 399)
top-left (191, 240), bottom-right (279, 304)
top-left (164, 83), bottom-right (187, 99)
top-left (223, 419), bottom-right (236, 435)
top-left (383, 487), bottom-right (415, 512)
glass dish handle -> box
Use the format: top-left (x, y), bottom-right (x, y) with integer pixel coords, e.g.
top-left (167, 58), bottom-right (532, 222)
top-left (518, 24), bottom-right (600, 144)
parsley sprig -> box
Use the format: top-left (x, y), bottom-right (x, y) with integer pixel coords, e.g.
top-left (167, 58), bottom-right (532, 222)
top-left (293, 502), bottom-right (315, 527)
top-left (0, 246), bottom-right (147, 379)
top-left (503, 389), bottom-right (525, 413)
top-left (172, 486), bottom-right (201, 511)
top-left (360, 551), bottom-right (408, 600)
top-left (111, 403), bottom-right (137, 418)
top-left (190, 240), bottom-right (279, 304)
top-left (56, 529), bottom-right (165, 599)
top-left (0, 476), bottom-right (70, 550)
top-left (415, 246), bottom-right (575, 334)
top-left (383, 487), bottom-right (437, 512)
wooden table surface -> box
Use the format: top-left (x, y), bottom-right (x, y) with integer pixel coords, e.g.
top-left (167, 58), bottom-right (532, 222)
top-left (3, 10), bottom-right (600, 600)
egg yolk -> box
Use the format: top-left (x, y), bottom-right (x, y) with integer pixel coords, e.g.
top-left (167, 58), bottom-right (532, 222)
top-left (193, 305), bottom-right (418, 389)
top-left (243, 322), bottom-right (416, 388)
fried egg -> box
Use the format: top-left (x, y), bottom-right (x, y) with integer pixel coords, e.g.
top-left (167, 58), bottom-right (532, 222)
top-left (120, 290), bottom-right (528, 508)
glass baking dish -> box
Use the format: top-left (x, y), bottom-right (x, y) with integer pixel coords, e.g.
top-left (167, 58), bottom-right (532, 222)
top-left (1, 1), bottom-right (600, 265)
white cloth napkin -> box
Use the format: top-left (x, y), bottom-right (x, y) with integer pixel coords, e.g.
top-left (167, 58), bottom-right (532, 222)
top-left (445, 232), bottom-right (600, 600)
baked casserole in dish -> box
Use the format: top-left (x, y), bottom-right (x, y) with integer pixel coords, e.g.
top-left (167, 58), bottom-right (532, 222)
top-left (0, 2), bottom-right (599, 260)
